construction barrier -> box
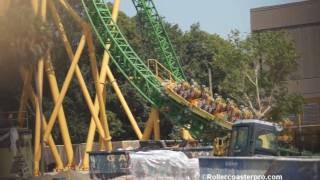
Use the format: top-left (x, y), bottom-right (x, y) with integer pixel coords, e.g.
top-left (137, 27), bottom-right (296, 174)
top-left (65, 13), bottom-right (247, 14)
top-left (89, 151), bottom-right (130, 179)
top-left (89, 146), bottom-right (213, 179)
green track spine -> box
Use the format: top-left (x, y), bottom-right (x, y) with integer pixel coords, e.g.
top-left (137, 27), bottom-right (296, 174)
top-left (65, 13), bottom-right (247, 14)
top-left (81, 0), bottom-right (230, 139)
top-left (81, 0), bottom-right (163, 106)
top-left (132, 0), bottom-right (186, 82)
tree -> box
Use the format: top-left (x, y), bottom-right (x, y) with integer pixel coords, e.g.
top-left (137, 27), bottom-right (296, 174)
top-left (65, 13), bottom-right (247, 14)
top-left (214, 30), bottom-right (303, 121)
top-left (180, 23), bottom-right (227, 88)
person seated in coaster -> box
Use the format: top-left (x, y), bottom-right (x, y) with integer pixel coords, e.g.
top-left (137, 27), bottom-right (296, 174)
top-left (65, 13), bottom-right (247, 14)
top-left (173, 82), bottom-right (182, 93)
top-left (230, 106), bottom-right (242, 122)
top-left (179, 82), bottom-right (190, 98)
top-left (214, 95), bottom-right (226, 114)
top-left (241, 106), bottom-right (254, 119)
top-left (207, 97), bottom-right (216, 114)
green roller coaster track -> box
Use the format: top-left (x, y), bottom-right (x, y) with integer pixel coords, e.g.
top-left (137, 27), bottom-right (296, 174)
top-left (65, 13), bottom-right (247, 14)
top-left (81, 0), bottom-right (230, 139)
top-left (80, 1), bottom-right (320, 156)
top-left (132, 0), bottom-right (186, 82)
top-left (81, 0), bottom-right (163, 106)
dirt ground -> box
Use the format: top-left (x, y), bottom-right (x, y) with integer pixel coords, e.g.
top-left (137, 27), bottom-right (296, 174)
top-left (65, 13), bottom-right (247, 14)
top-left (29, 170), bottom-right (133, 180)
top-left (30, 170), bottom-right (90, 180)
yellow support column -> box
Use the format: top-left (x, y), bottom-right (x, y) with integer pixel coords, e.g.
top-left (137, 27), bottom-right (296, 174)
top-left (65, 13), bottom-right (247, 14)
top-left (20, 67), bottom-right (64, 175)
top-left (142, 108), bottom-right (161, 140)
top-left (28, 81), bottom-right (64, 174)
top-left (180, 128), bottom-right (196, 142)
top-left (81, 0), bottom-right (122, 170)
top-left (153, 108), bottom-right (160, 140)
top-left (85, 27), bottom-right (112, 150)
top-left (43, 34), bottom-right (106, 144)
top-left (44, 57), bottom-right (74, 168)
top-left (99, 87), bottom-right (108, 150)
top-left (31, 0), bottom-right (39, 15)
top-left (45, 1), bottom-right (106, 142)
top-left (33, 59), bottom-right (44, 176)
top-left (99, 0), bottom-right (144, 140)
top-left (56, 0), bottom-right (113, 151)
top-left (31, 0), bottom-right (41, 175)
top-left (18, 67), bottom-right (32, 127)
top-left (81, 121), bottom-right (96, 170)
top-left (106, 66), bottom-right (143, 139)
top-left (33, 92), bottom-right (41, 175)
top-left (41, 0), bottom-right (74, 169)
top-left (0, 0), bottom-right (11, 16)
top-left (142, 108), bottom-right (157, 140)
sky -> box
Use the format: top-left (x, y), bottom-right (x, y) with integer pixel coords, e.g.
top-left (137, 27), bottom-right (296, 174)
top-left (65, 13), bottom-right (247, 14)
top-left (119, 0), bottom-right (303, 38)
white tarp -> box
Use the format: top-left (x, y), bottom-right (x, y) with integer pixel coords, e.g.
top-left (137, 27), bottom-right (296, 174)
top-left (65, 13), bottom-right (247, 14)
top-left (129, 150), bottom-right (199, 180)
top-left (0, 128), bottom-right (19, 156)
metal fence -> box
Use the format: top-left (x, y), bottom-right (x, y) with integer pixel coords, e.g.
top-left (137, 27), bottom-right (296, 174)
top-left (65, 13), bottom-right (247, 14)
top-left (0, 111), bottom-right (28, 128)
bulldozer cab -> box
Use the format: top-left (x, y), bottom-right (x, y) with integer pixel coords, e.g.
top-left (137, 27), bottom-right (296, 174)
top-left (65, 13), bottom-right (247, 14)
top-left (228, 119), bottom-right (280, 156)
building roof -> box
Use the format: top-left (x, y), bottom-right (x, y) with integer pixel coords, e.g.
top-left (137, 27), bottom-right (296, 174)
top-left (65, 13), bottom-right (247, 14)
top-left (251, 0), bottom-right (320, 31)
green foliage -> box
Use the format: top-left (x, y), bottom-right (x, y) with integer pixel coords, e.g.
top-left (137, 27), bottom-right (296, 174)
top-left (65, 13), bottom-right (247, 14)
top-left (0, 1), bottom-right (52, 65)
top-left (8, 2), bottom-right (302, 143)
top-left (180, 23), bottom-right (227, 88)
top-left (214, 30), bottom-right (303, 120)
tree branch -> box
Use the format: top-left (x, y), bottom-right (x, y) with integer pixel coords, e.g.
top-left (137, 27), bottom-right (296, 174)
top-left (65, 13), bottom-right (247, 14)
top-left (245, 73), bottom-right (256, 87)
top-left (260, 106), bottom-right (272, 118)
top-left (267, 88), bottom-right (274, 108)
top-left (243, 92), bottom-right (256, 113)
top-left (255, 65), bottom-right (262, 112)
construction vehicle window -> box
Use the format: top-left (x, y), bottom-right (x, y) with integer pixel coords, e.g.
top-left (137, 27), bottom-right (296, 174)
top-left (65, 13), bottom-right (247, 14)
top-left (232, 127), bottom-right (249, 154)
top-left (255, 129), bottom-right (276, 150)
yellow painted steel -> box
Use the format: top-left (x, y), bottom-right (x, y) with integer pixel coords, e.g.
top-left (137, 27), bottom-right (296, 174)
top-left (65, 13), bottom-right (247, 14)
top-left (0, 0), bottom-right (11, 16)
top-left (106, 66), bottom-right (143, 139)
top-left (153, 108), bottom-right (160, 140)
top-left (26, 78), bottom-right (64, 174)
top-left (31, 0), bottom-right (70, 172)
top-left (180, 128), bottom-right (196, 142)
top-left (101, 1), bottom-right (144, 141)
top-left (111, 0), bottom-right (121, 21)
top-left (44, 57), bottom-right (74, 168)
top-left (165, 85), bottom-right (232, 130)
top-left (96, 0), bottom-right (144, 142)
top-left (43, 35), bottom-right (96, 141)
top-left (148, 59), bottom-right (174, 83)
top-left (142, 107), bottom-right (160, 140)
top-left (20, 65), bottom-right (63, 175)
top-left (31, 0), bottom-right (39, 15)
top-left (97, 76), bottom-right (110, 151)
top-left (142, 110), bottom-right (155, 140)
top-left (34, 59), bottom-right (44, 175)
top-left (18, 68), bottom-right (32, 127)
top-left (59, 0), bottom-right (86, 26)
top-left (33, 84), bottom-right (42, 175)
top-left (54, 3), bottom-right (113, 151)
top-left (81, 0), bottom-right (142, 170)
top-left (17, 38), bottom-right (64, 176)
top-left (49, 2), bottom-right (120, 171)
top-left (41, 0), bottom-right (47, 21)
top-left (81, 121), bottom-right (96, 170)
top-left (20, 67), bottom-right (64, 175)
top-left (86, 28), bottom-right (112, 150)
top-left (16, 0), bottom-right (148, 173)
top-left (32, 1), bottom-right (46, 172)
top-left (44, 4), bottom-right (106, 142)
top-left (31, 2), bottom-right (40, 174)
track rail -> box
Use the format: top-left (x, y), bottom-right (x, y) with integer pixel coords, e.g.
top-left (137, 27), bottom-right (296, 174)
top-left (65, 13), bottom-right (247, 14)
top-left (81, 0), bottom-right (163, 106)
top-left (132, 0), bottom-right (185, 81)
top-left (81, 0), bottom-right (232, 139)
